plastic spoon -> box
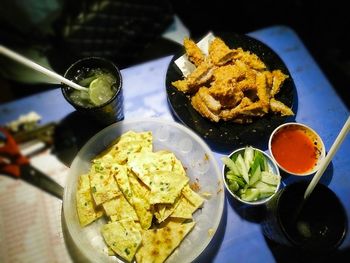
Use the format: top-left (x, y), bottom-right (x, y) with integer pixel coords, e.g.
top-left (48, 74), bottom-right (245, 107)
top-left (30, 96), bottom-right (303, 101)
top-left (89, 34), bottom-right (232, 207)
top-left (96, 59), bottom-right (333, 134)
top-left (0, 45), bottom-right (88, 92)
top-left (304, 116), bottom-right (350, 199)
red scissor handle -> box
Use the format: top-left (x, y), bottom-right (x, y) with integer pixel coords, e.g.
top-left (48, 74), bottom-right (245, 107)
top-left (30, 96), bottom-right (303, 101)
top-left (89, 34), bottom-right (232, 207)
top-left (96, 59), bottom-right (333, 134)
top-left (0, 127), bottom-right (29, 177)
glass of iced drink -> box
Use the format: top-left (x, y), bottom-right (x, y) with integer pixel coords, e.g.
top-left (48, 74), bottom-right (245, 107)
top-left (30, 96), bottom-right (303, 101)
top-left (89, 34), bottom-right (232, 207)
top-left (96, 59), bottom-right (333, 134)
top-left (61, 57), bottom-right (123, 125)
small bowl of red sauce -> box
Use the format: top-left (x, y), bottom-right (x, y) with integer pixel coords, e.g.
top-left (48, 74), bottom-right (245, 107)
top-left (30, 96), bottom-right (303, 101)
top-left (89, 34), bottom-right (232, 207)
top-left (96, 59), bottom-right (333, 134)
top-left (268, 122), bottom-right (325, 176)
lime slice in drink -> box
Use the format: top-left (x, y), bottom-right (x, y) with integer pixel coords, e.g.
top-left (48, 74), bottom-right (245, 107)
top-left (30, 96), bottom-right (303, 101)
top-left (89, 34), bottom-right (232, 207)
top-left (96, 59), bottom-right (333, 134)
top-left (88, 74), bottom-right (115, 106)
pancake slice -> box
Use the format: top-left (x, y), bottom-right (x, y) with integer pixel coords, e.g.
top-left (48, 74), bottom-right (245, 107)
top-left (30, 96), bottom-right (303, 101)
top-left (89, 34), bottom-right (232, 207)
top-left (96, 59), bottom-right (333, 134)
top-left (76, 174), bottom-right (103, 227)
top-left (101, 220), bottom-right (142, 262)
top-left (135, 221), bottom-right (195, 263)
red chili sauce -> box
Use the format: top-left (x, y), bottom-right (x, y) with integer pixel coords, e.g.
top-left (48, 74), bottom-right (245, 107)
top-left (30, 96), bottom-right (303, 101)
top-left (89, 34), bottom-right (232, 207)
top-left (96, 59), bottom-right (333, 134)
top-left (271, 126), bottom-right (318, 174)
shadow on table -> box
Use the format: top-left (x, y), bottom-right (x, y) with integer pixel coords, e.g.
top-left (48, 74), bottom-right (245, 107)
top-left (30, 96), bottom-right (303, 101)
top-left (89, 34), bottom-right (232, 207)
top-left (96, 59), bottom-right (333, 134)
top-left (226, 189), bottom-right (267, 224)
top-left (193, 197), bottom-right (227, 263)
top-left (263, 233), bottom-right (350, 263)
top-left (51, 111), bottom-right (106, 166)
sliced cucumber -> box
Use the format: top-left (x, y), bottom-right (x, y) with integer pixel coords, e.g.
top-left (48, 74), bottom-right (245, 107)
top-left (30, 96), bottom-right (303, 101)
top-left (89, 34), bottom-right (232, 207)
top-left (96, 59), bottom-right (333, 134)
top-left (224, 146), bottom-right (280, 202)
top-left (227, 180), bottom-right (239, 192)
top-left (249, 165), bottom-right (261, 186)
top-left (222, 156), bottom-right (240, 176)
top-left (235, 154), bottom-right (249, 184)
top-left (244, 146), bottom-right (254, 169)
top-left (252, 181), bottom-right (276, 193)
top-left (241, 188), bottom-right (260, 201)
top-left (261, 171), bottom-right (280, 186)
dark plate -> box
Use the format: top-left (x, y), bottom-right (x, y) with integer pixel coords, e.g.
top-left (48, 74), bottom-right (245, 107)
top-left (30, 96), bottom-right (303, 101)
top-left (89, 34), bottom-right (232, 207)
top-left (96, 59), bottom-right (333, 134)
top-left (165, 32), bottom-right (296, 149)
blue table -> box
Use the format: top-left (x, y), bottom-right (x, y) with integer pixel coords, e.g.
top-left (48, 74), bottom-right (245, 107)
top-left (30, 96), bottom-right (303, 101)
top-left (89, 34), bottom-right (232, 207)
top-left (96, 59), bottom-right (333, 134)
top-left (1, 25), bottom-right (349, 262)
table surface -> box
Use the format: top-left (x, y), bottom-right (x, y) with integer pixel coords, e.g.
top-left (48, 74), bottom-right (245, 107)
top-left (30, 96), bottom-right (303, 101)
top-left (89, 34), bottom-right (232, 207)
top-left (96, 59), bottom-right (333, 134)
top-left (1, 25), bottom-right (349, 263)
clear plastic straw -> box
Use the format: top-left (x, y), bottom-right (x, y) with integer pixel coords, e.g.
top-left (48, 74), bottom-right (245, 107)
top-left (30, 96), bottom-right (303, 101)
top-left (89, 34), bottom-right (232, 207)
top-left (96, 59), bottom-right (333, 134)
top-left (304, 116), bottom-right (350, 200)
top-left (0, 45), bottom-right (88, 92)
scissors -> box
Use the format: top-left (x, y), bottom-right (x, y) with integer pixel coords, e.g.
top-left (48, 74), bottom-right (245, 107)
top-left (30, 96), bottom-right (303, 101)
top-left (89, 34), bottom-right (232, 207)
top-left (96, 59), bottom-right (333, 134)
top-left (0, 127), bottom-right (63, 199)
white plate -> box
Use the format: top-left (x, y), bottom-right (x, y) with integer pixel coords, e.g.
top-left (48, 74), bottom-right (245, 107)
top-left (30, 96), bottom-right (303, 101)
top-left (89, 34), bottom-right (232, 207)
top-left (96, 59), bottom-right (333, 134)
top-left (62, 118), bottom-right (225, 263)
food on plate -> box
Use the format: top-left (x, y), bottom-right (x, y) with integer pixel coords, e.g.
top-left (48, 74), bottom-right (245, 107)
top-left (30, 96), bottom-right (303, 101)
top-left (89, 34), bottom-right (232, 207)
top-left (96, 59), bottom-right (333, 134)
top-left (101, 219), bottom-right (142, 262)
top-left (76, 131), bottom-right (204, 262)
top-left (76, 174), bottom-right (104, 226)
top-left (171, 36), bottom-right (294, 123)
top-left (135, 220), bottom-right (196, 263)
top-left (222, 146), bottom-right (280, 202)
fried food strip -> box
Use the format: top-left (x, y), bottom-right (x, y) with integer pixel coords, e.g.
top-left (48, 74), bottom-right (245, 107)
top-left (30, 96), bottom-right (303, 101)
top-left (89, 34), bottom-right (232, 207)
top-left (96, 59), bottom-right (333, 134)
top-left (219, 97), bottom-right (253, 121)
top-left (184, 37), bottom-right (204, 66)
top-left (209, 37), bottom-right (234, 65)
top-left (171, 79), bottom-right (191, 93)
top-left (232, 47), bottom-right (266, 70)
top-left (270, 70), bottom-right (289, 97)
top-left (191, 92), bottom-right (220, 122)
top-left (212, 63), bottom-right (247, 83)
top-left (270, 98), bottom-right (294, 116)
top-left (234, 101), bottom-right (267, 117)
top-left (197, 87), bottom-right (221, 112)
top-left (172, 60), bottom-right (215, 94)
top-left (187, 60), bottom-right (215, 87)
top-left (209, 81), bottom-right (244, 108)
top-left (255, 72), bottom-right (270, 112)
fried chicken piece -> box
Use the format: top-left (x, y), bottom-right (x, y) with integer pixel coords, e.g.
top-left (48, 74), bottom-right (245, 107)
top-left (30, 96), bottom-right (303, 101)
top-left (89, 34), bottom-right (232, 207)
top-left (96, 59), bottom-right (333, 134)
top-left (232, 48), bottom-right (266, 70)
top-left (209, 81), bottom-right (244, 108)
top-left (235, 70), bottom-right (257, 92)
top-left (172, 60), bottom-right (215, 94)
top-left (171, 79), bottom-right (191, 93)
top-left (213, 64), bottom-right (244, 82)
top-left (184, 37), bottom-right (205, 66)
top-left (209, 37), bottom-right (234, 66)
top-left (264, 71), bottom-right (273, 87)
top-left (255, 72), bottom-right (270, 112)
top-left (270, 70), bottom-right (289, 97)
top-left (197, 87), bottom-right (221, 112)
top-left (270, 98), bottom-right (294, 116)
top-left (219, 97), bottom-right (253, 121)
top-left (187, 60), bottom-right (215, 88)
top-left (191, 92), bottom-right (220, 122)
top-left (234, 101), bottom-right (267, 117)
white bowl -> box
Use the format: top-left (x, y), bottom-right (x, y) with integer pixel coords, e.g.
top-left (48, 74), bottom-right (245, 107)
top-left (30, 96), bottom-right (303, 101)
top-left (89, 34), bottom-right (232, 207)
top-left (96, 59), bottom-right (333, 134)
top-left (222, 147), bottom-right (281, 206)
top-left (268, 122), bottom-right (326, 176)
top-left (62, 118), bottom-right (224, 263)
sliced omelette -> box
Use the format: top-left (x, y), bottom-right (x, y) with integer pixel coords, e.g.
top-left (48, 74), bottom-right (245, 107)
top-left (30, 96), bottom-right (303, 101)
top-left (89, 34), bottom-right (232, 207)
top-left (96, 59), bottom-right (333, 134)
top-left (113, 164), bottom-right (134, 205)
top-left (89, 161), bottom-right (121, 206)
top-left (154, 197), bottom-right (181, 223)
top-left (135, 221), bottom-right (196, 263)
top-left (94, 131), bottom-right (153, 165)
top-left (102, 194), bottom-right (138, 221)
top-left (149, 170), bottom-right (189, 204)
top-left (101, 220), bottom-right (142, 262)
top-left (76, 174), bottom-right (103, 226)
top-left (128, 173), bottom-right (153, 230)
top-left (170, 185), bottom-right (204, 219)
top-left (127, 151), bottom-right (175, 188)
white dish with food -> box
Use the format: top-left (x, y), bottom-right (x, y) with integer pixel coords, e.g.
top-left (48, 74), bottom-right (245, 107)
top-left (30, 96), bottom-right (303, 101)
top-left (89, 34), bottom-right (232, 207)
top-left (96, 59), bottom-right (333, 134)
top-left (62, 118), bottom-right (225, 263)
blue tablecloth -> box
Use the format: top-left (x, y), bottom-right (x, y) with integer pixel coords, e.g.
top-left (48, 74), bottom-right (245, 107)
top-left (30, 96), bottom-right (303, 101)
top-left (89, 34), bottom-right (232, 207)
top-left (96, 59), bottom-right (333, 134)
top-left (1, 25), bottom-right (349, 262)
